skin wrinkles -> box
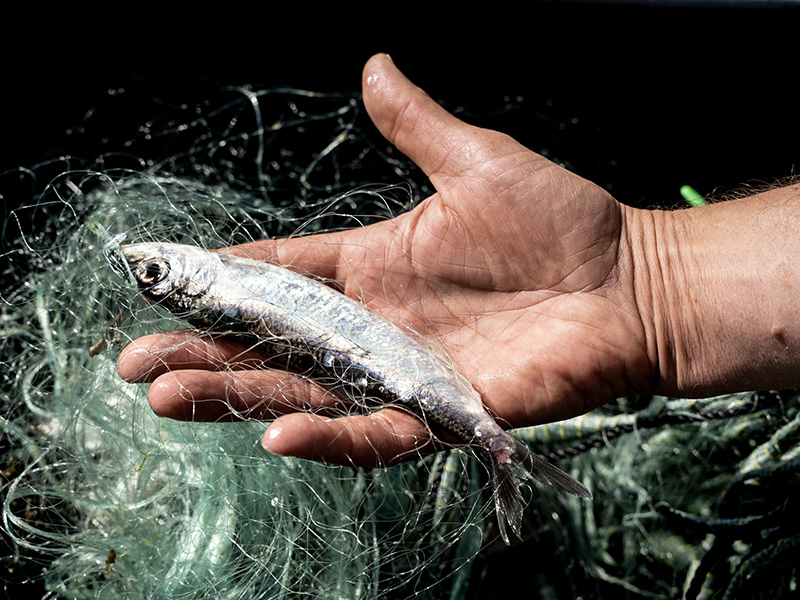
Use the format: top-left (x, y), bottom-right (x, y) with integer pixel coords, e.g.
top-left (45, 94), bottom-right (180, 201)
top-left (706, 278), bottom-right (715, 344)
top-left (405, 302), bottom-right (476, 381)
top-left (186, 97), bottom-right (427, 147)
top-left (409, 202), bottom-right (498, 292)
top-left (397, 203), bottom-right (515, 341)
top-left (624, 208), bottom-right (681, 395)
top-left (409, 194), bottom-right (530, 294)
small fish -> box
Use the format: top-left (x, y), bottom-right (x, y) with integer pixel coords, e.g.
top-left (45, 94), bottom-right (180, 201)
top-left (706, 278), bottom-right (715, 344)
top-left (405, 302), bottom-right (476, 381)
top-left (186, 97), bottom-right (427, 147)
top-left (120, 242), bottom-right (591, 543)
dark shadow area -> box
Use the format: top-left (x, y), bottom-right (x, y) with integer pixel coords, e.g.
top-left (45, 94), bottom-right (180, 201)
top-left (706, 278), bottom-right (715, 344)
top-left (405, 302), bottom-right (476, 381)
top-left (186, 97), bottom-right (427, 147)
top-left (4, 2), bottom-right (799, 208)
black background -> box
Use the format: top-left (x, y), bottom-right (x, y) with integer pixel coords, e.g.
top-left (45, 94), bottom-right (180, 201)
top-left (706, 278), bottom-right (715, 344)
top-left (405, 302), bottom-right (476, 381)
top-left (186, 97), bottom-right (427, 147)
top-left (4, 1), bottom-right (799, 209)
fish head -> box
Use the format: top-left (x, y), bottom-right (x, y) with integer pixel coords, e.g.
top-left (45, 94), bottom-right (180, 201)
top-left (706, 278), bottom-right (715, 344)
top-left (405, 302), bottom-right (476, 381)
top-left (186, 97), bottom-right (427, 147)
top-left (120, 242), bottom-right (216, 309)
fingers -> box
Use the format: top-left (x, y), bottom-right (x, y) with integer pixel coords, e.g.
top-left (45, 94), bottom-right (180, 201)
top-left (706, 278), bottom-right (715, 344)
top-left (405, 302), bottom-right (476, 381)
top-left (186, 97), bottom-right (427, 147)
top-left (153, 369), bottom-right (438, 466)
top-left (361, 54), bottom-right (487, 180)
top-left (117, 330), bottom-right (269, 383)
top-left (117, 329), bottom-right (439, 467)
top-left (146, 367), bottom-right (337, 422)
top-left (220, 231), bottom-right (350, 283)
top-left (262, 409), bottom-right (437, 467)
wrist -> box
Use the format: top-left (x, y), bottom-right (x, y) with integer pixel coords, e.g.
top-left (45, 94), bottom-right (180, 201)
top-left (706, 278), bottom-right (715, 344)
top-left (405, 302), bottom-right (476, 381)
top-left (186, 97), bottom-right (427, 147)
top-left (626, 184), bottom-right (800, 397)
top-left (622, 205), bottom-right (689, 395)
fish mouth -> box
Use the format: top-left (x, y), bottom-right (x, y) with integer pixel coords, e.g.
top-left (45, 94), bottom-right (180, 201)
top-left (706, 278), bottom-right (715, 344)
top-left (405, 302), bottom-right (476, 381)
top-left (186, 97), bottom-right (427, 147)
top-left (119, 244), bottom-right (155, 267)
top-left (106, 245), bottom-right (133, 280)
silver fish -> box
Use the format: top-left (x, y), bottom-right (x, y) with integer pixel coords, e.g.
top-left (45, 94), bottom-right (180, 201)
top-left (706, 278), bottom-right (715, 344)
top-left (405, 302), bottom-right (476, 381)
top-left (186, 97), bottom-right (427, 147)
top-left (120, 242), bottom-right (591, 543)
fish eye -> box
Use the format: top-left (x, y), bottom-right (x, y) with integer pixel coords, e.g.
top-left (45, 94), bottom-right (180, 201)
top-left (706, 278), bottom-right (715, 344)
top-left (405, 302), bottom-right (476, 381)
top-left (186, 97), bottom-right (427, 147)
top-left (139, 260), bottom-right (169, 285)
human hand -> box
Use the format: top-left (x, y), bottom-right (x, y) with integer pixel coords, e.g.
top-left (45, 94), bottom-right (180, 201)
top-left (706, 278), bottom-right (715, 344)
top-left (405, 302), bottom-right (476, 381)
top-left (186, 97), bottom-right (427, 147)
top-left (118, 54), bottom-right (657, 466)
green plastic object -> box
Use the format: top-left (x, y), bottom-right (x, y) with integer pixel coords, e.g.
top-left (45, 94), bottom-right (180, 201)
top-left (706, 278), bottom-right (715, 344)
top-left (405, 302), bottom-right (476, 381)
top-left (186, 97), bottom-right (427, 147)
top-left (680, 185), bottom-right (708, 207)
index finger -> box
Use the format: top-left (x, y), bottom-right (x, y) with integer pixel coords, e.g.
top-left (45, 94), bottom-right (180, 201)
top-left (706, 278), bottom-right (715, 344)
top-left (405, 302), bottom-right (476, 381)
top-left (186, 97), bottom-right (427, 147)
top-left (220, 229), bottom-right (350, 283)
top-left (117, 330), bottom-right (270, 383)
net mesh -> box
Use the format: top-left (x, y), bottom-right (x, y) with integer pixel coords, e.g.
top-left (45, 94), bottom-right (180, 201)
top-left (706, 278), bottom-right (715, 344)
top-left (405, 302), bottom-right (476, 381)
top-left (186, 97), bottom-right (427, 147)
top-left (1, 80), bottom-right (798, 600)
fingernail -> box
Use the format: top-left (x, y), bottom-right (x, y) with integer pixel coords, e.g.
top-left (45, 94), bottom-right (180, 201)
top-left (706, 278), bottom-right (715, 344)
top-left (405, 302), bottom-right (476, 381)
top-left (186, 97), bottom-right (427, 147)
top-left (262, 424), bottom-right (282, 452)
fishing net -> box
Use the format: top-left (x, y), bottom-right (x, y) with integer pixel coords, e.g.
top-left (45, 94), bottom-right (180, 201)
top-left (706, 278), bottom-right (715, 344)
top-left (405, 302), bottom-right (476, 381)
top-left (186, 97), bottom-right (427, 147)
top-left (1, 79), bottom-right (798, 600)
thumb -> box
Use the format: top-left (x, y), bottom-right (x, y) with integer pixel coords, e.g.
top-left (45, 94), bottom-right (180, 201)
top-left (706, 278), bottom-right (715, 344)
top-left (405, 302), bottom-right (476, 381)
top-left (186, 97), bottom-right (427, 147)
top-left (362, 54), bottom-right (485, 180)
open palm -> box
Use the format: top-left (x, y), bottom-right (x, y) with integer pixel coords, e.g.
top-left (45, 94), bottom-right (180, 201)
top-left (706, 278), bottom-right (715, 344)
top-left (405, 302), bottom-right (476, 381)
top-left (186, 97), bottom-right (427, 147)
top-left (118, 55), bottom-right (653, 466)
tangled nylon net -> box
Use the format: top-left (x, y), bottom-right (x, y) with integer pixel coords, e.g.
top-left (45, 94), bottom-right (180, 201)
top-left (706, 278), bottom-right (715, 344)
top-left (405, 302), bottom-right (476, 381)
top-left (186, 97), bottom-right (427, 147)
top-left (1, 84), bottom-right (489, 599)
top-left (1, 80), bottom-right (798, 599)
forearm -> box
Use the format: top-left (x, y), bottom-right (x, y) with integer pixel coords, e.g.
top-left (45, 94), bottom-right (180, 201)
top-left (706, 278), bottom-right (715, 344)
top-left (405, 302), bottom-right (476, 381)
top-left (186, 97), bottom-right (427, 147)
top-left (627, 182), bottom-right (800, 397)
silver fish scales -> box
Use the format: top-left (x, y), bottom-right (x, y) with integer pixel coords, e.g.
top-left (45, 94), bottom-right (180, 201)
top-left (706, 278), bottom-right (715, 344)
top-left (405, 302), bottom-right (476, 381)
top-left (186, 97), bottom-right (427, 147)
top-left (121, 242), bottom-right (591, 543)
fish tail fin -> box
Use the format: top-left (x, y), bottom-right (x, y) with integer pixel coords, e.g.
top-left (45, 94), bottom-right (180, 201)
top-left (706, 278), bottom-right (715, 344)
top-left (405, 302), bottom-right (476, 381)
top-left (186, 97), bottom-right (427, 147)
top-left (486, 435), bottom-right (592, 545)
top-left (487, 454), bottom-right (526, 545)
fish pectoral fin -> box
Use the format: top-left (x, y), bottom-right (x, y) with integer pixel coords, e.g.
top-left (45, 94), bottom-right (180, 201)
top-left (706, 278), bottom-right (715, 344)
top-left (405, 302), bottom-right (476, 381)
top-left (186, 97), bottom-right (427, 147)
top-left (486, 437), bottom-right (592, 545)
top-left (499, 435), bottom-right (591, 498)
top-left (522, 450), bottom-right (592, 499)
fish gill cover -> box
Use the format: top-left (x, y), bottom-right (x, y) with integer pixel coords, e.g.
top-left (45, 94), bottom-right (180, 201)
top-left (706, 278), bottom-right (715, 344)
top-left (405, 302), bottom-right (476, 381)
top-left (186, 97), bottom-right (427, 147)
top-left (0, 79), bottom-right (798, 600)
